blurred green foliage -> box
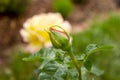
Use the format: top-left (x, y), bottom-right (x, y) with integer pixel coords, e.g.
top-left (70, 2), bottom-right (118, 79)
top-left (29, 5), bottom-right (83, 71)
top-left (53, 0), bottom-right (73, 18)
top-left (0, 50), bottom-right (39, 80)
top-left (72, 14), bottom-right (120, 80)
top-left (0, 0), bottom-right (31, 15)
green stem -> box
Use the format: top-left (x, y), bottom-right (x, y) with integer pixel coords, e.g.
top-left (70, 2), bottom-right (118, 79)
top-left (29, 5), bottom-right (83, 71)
top-left (68, 49), bottom-right (82, 80)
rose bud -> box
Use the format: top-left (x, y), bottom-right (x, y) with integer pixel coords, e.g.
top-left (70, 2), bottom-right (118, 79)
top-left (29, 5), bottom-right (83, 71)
top-left (48, 25), bottom-right (71, 51)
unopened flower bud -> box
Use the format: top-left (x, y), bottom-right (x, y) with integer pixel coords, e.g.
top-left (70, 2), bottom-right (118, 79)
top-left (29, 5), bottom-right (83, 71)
top-left (48, 25), bottom-right (70, 51)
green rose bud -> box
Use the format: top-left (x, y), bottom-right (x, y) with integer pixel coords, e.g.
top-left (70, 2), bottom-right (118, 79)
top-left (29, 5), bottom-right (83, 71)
top-left (48, 25), bottom-right (71, 51)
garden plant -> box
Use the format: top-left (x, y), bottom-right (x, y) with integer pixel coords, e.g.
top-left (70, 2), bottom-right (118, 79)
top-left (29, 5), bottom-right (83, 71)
top-left (20, 13), bottom-right (113, 80)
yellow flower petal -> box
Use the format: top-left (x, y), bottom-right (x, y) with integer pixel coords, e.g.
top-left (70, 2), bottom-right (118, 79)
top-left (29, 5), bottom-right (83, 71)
top-left (20, 13), bottom-right (72, 52)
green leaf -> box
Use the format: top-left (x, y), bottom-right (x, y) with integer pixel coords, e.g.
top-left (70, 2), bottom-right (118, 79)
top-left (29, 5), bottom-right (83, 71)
top-left (22, 47), bottom-right (72, 80)
top-left (22, 52), bottom-right (41, 61)
top-left (38, 72), bottom-right (51, 80)
top-left (76, 54), bottom-right (86, 61)
top-left (86, 44), bottom-right (113, 56)
top-left (39, 59), bottom-right (51, 70)
top-left (84, 60), bottom-right (92, 71)
top-left (23, 48), bottom-right (65, 62)
top-left (39, 61), bottom-right (68, 80)
top-left (68, 68), bottom-right (78, 80)
top-left (90, 65), bottom-right (104, 76)
top-left (81, 67), bottom-right (87, 80)
top-left (86, 44), bottom-right (97, 54)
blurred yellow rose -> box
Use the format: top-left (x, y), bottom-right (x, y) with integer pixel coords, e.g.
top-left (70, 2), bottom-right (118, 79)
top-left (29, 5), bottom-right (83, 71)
top-left (20, 13), bottom-right (72, 53)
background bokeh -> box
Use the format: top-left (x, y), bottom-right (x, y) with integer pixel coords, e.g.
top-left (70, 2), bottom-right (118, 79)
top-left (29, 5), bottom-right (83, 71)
top-left (0, 0), bottom-right (120, 80)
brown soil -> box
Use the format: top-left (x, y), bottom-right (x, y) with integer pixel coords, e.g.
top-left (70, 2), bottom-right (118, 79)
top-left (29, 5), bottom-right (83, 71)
top-left (0, 0), bottom-right (53, 59)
